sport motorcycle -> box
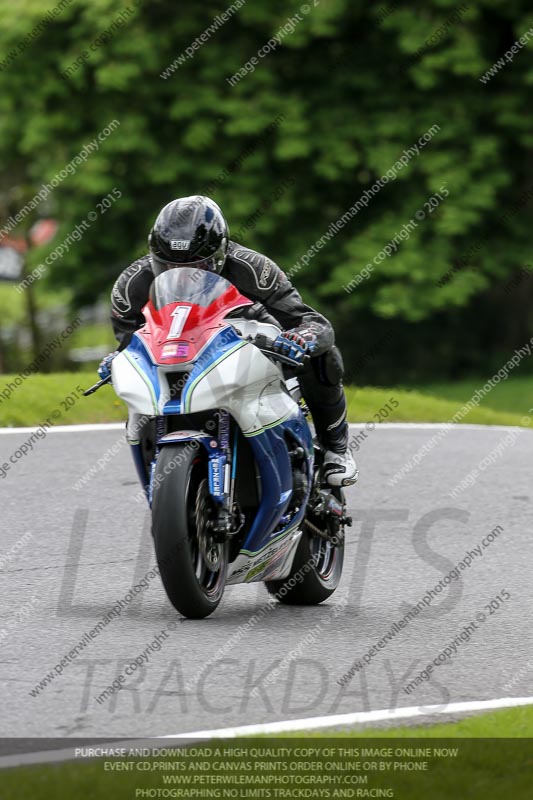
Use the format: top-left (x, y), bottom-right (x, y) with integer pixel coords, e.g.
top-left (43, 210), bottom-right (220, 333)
top-left (85, 267), bottom-right (351, 618)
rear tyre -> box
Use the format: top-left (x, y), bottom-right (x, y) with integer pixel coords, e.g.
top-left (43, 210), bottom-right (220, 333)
top-left (264, 516), bottom-right (344, 605)
top-left (152, 444), bottom-right (227, 619)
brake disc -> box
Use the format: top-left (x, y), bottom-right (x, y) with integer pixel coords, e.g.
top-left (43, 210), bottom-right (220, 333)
top-left (195, 479), bottom-right (222, 571)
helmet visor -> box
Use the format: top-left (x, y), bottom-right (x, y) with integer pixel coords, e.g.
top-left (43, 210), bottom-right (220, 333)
top-left (151, 253), bottom-right (223, 277)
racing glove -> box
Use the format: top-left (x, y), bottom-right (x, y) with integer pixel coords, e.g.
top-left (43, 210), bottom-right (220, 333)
top-left (97, 350), bottom-right (119, 380)
top-left (272, 330), bottom-right (316, 366)
top-left (291, 328), bottom-right (318, 354)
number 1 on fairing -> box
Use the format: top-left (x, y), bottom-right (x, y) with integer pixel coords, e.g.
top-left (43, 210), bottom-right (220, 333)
top-left (168, 306), bottom-right (192, 339)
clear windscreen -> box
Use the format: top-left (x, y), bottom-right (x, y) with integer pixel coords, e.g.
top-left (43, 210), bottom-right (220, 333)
top-left (150, 267), bottom-right (232, 309)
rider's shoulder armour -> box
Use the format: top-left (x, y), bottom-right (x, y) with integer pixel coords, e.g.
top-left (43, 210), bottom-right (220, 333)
top-left (111, 255), bottom-right (154, 320)
top-left (224, 241), bottom-right (282, 300)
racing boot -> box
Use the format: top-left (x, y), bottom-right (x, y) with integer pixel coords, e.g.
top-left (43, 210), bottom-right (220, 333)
top-left (318, 404), bottom-right (359, 487)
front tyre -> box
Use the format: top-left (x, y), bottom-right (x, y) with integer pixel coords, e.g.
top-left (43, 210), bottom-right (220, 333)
top-left (152, 444), bottom-right (227, 619)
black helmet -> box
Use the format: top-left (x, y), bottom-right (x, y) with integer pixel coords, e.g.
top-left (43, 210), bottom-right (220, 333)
top-left (148, 196), bottom-right (229, 276)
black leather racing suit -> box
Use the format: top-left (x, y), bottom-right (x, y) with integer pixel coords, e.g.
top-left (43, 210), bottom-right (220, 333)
top-left (110, 241), bottom-right (349, 452)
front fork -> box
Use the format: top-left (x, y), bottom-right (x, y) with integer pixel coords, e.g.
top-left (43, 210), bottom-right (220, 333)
top-left (134, 411), bottom-right (243, 534)
top-left (128, 415), bottom-right (159, 502)
top-left (208, 411), bottom-right (243, 538)
top-left (130, 442), bottom-right (150, 501)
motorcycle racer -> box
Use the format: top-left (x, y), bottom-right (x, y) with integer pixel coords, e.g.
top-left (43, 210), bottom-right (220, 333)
top-left (100, 196), bottom-right (358, 487)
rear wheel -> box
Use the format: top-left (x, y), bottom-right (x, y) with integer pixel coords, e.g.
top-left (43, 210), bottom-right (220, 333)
top-left (152, 444), bottom-right (227, 619)
top-left (264, 493), bottom-right (345, 605)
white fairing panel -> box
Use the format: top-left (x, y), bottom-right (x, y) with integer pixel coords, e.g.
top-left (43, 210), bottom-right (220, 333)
top-left (188, 342), bottom-right (299, 435)
top-left (112, 352), bottom-right (157, 415)
top-left (226, 528), bottom-right (303, 584)
top-left (227, 319), bottom-right (280, 341)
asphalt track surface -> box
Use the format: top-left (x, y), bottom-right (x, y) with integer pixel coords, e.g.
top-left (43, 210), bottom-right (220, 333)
top-left (0, 423), bottom-right (532, 741)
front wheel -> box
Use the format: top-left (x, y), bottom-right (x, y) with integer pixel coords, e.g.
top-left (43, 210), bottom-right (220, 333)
top-left (152, 444), bottom-right (227, 619)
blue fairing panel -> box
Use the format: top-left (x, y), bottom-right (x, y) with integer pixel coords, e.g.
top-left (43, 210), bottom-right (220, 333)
top-left (181, 326), bottom-right (244, 414)
top-left (240, 411), bottom-right (314, 555)
top-left (127, 333), bottom-right (162, 407)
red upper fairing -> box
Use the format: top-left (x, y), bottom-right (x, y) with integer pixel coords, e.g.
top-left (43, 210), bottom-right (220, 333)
top-left (137, 282), bottom-right (253, 366)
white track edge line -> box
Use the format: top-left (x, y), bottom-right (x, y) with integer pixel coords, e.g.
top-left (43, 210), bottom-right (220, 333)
top-left (0, 423), bottom-right (125, 434)
top-left (1, 695), bottom-right (532, 769)
top-left (0, 422), bottom-right (529, 435)
top-left (161, 695), bottom-right (533, 739)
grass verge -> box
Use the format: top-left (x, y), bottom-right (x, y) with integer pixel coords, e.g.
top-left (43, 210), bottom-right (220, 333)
top-left (0, 372), bottom-right (532, 428)
top-left (0, 371), bottom-right (126, 426)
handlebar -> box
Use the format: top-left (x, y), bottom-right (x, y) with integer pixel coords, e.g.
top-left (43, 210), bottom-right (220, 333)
top-left (84, 333), bottom-right (308, 399)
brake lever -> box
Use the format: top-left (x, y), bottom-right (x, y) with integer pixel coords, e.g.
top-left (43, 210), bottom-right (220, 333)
top-left (268, 352), bottom-right (309, 369)
top-left (83, 375), bottom-right (112, 396)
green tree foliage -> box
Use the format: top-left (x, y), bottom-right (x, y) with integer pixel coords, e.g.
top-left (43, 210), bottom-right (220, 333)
top-left (0, 0), bottom-right (531, 379)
